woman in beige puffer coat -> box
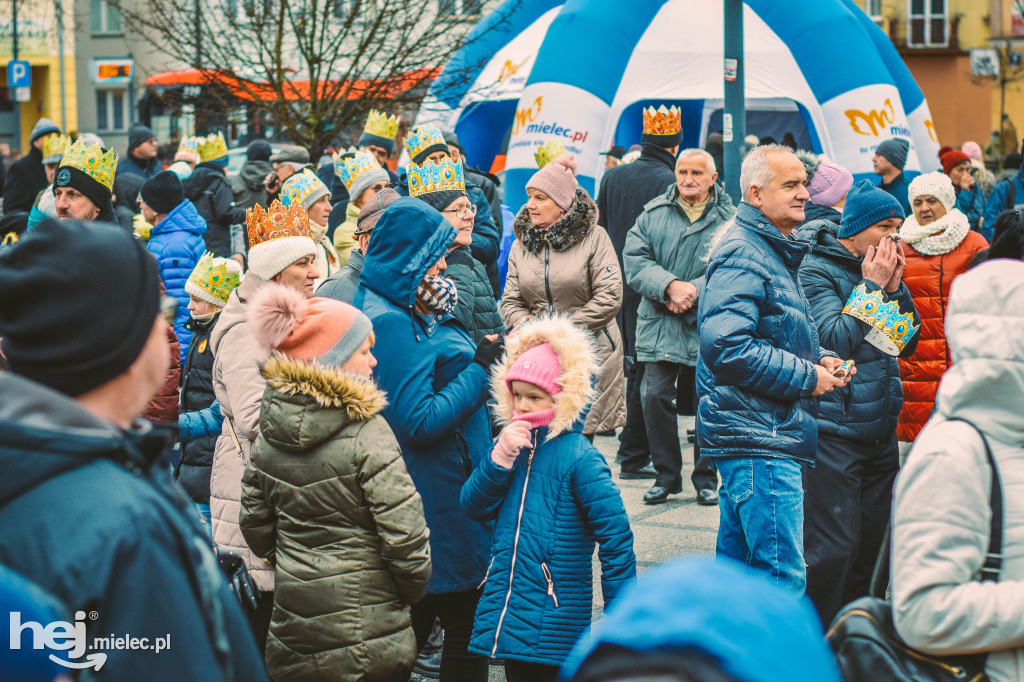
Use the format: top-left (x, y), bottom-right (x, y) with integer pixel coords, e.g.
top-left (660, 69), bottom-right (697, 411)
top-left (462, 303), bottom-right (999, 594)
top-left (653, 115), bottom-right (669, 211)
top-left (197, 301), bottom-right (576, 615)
top-left (501, 158), bottom-right (625, 435)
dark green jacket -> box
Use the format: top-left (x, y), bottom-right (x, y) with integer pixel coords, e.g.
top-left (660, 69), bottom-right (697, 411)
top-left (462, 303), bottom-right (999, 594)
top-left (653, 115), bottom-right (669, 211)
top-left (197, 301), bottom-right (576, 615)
top-left (623, 183), bottom-right (735, 366)
top-left (446, 246), bottom-right (504, 343)
top-left (240, 355), bottom-right (432, 681)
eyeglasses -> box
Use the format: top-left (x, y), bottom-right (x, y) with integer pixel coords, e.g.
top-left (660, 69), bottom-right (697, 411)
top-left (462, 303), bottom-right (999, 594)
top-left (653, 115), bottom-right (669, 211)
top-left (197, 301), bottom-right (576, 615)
top-left (441, 203), bottom-right (477, 218)
top-left (160, 296), bottom-right (178, 325)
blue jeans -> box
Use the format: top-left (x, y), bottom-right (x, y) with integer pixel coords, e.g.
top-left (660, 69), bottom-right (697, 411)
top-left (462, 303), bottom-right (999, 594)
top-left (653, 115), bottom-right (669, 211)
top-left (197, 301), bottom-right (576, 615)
top-left (715, 457), bottom-right (806, 594)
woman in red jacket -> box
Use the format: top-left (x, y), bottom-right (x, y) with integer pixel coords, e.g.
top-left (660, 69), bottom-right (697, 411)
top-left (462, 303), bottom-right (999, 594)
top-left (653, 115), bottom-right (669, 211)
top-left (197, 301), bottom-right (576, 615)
top-left (897, 172), bottom-right (988, 445)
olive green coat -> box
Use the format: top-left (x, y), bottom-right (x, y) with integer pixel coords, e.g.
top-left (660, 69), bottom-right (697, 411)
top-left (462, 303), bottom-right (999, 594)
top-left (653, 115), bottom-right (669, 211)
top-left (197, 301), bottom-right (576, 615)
top-left (240, 355), bottom-right (432, 682)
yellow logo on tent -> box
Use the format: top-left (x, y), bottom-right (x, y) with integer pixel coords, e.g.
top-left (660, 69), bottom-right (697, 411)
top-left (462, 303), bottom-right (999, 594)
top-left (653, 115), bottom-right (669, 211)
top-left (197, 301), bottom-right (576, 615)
top-left (513, 96), bottom-right (543, 135)
top-left (845, 98), bottom-right (895, 137)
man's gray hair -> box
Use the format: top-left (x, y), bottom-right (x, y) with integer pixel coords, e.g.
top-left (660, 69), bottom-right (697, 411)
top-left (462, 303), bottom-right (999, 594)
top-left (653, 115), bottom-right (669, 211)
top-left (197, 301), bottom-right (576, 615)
top-left (739, 144), bottom-right (796, 203)
top-left (676, 148), bottom-right (716, 174)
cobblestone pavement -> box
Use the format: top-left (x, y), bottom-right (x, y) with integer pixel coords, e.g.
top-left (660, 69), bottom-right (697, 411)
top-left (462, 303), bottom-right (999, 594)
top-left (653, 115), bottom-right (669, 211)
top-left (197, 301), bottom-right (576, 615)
top-left (415, 416), bottom-right (717, 681)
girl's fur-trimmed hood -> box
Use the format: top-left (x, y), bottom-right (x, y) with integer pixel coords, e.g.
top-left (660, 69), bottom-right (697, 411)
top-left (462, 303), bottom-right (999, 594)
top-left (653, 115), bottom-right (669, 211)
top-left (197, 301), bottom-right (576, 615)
top-left (491, 315), bottom-right (595, 440)
top-left (259, 353), bottom-right (387, 423)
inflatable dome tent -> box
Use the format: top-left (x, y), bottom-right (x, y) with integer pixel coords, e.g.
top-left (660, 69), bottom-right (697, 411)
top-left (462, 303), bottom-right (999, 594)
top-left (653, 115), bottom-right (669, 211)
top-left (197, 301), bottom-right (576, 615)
top-left (414, 0), bottom-right (941, 210)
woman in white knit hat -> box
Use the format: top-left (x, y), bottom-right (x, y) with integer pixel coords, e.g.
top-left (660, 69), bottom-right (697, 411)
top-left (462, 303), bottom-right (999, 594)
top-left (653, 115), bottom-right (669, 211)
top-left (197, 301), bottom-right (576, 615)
top-left (208, 199), bottom-right (319, 651)
top-left (897, 172), bottom-right (988, 451)
top-left (280, 168), bottom-right (342, 278)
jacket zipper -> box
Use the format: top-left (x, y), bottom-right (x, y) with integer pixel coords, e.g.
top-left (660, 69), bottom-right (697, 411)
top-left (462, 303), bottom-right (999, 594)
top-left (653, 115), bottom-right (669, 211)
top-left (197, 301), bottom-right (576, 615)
top-left (478, 556), bottom-right (495, 589)
top-left (543, 247), bottom-right (554, 314)
top-left (541, 562), bottom-right (559, 608)
top-left (491, 435), bottom-right (537, 657)
top-left (825, 609), bottom-right (978, 679)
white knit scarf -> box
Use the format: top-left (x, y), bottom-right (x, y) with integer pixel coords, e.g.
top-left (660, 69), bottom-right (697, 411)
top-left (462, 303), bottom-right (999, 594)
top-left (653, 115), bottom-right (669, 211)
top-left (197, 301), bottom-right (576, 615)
top-left (899, 208), bottom-right (971, 256)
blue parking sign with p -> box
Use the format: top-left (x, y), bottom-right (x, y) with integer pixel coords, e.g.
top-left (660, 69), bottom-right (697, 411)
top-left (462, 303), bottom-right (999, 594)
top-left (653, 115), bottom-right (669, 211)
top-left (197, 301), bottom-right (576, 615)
top-left (8, 60), bottom-right (31, 89)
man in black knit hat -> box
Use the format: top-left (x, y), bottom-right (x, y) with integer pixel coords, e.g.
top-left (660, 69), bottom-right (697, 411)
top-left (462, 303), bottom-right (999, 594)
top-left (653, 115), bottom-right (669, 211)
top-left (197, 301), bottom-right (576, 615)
top-left (0, 218), bottom-right (268, 682)
top-left (116, 122), bottom-right (162, 180)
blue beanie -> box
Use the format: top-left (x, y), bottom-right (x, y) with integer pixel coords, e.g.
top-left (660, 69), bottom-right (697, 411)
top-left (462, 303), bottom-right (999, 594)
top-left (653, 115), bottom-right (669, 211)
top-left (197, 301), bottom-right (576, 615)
top-left (838, 180), bottom-right (905, 238)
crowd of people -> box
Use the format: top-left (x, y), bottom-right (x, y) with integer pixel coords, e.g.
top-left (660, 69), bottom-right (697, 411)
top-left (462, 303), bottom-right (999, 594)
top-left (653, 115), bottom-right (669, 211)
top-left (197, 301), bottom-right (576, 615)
top-left (1, 102), bottom-right (1023, 682)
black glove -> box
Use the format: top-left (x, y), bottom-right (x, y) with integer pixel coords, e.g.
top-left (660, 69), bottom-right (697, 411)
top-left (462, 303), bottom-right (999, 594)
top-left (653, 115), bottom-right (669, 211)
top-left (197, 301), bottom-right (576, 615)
top-left (473, 336), bottom-right (505, 370)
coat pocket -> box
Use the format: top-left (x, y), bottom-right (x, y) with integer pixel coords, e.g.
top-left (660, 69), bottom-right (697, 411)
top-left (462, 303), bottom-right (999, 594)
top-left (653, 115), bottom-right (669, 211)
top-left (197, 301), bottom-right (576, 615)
top-left (541, 562), bottom-right (559, 608)
top-left (455, 430), bottom-right (472, 479)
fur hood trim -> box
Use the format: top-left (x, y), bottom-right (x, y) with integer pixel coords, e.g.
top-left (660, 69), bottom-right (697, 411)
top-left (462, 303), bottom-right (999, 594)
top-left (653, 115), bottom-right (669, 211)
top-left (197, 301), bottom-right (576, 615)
top-left (259, 354), bottom-right (387, 421)
top-left (513, 187), bottom-right (597, 254)
top-left (491, 315), bottom-right (595, 439)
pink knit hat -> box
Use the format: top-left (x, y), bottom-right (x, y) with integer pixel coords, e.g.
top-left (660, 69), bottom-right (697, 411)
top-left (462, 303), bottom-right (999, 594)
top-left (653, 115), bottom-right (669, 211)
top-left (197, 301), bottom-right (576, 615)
top-left (961, 141), bottom-right (982, 161)
top-left (526, 158), bottom-right (578, 211)
top-left (807, 159), bottom-right (853, 208)
top-left (505, 342), bottom-right (562, 396)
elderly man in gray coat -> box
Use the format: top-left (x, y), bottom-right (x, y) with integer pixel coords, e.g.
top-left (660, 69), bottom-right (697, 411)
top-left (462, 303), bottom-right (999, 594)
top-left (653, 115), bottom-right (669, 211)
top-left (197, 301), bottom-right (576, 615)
top-left (623, 148), bottom-right (736, 505)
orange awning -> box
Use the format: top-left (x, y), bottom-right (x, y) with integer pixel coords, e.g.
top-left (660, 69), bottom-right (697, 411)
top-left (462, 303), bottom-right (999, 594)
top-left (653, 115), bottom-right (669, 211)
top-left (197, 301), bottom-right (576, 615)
top-left (145, 68), bottom-right (439, 102)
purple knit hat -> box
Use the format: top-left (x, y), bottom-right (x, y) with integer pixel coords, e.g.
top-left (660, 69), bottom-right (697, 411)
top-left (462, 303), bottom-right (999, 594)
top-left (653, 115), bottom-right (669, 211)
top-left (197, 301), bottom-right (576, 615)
top-left (505, 342), bottom-right (562, 396)
top-left (526, 158), bottom-right (578, 211)
top-left (807, 159), bottom-right (854, 208)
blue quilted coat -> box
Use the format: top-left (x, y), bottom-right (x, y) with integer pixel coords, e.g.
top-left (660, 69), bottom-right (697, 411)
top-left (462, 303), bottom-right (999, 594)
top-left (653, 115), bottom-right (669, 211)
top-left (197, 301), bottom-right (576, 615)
top-left (461, 316), bottom-right (635, 666)
top-left (697, 202), bottom-right (832, 463)
top-left (354, 198), bottom-right (494, 594)
top-left (146, 199), bottom-right (206, 363)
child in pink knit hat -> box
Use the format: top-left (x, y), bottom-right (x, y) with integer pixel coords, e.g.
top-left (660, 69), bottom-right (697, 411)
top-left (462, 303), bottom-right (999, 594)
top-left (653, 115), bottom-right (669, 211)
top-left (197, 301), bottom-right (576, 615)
top-left (460, 315), bottom-right (635, 680)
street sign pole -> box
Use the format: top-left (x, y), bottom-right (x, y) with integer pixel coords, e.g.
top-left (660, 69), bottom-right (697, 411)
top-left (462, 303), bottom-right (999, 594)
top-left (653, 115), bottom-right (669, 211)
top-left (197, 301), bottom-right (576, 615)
top-left (723, 0), bottom-right (746, 204)
top-left (12, 0), bottom-right (21, 153)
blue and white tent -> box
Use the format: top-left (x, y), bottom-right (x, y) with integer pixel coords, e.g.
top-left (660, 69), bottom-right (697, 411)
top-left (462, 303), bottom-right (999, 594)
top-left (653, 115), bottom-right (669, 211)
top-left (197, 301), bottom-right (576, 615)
top-left (415, 0), bottom-right (940, 210)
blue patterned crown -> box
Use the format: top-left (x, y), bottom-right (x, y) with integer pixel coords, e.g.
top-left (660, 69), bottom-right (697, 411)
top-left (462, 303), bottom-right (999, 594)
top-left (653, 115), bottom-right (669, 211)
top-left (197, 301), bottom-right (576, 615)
top-left (280, 168), bottom-right (329, 209)
top-left (407, 155), bottom-right (465, 198)
top-left (842, 283), bottom-right (919, 356)
top-left (335, 150), bottom-right (379, 191)
top-left (404, 125), bottom-right (447, 161)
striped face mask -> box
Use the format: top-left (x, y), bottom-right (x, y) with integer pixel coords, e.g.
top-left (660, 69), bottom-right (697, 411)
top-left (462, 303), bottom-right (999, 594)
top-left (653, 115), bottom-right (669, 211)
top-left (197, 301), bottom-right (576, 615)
top-left (416, 275), bottom-right (459, 316)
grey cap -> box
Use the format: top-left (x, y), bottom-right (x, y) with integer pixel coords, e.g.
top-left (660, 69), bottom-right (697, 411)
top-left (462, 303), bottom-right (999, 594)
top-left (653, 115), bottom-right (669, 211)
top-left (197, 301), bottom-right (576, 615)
top-left (269, 145), bottom-right (310, 164)
top-left (874, 138), bottom-right (909, 171)
top-left (30, 118), bottom-right (61, 144)
top-left (442, 130), bottom-right (462, 152)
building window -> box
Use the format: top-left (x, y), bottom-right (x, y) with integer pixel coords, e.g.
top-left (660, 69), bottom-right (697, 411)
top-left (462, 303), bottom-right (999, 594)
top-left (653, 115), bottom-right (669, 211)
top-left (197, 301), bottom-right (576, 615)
top-left (865, 0), bottom-right (883, 25)
top-left (96, 90), bottom-right (128, 132)
top-left (907, 0), bottom-right (947, 47)
top-left (90, 0), bottom-right (123, 34)
top-left (438, 0), bottom-right (484, 19)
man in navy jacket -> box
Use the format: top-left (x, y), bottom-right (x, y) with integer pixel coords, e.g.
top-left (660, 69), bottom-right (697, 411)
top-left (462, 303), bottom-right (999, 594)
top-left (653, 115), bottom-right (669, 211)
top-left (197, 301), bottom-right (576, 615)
top-left (697, 145), bottom-right (849, 594)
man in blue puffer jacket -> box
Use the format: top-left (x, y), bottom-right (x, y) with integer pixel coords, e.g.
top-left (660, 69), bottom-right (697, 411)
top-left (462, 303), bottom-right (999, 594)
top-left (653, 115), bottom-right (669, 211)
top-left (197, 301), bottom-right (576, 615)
top-left (797, 180), bottom-right (921, 626)
top-left (354, 198), bottom-right (504, 681)
top-left (140, 171), bottom-right (206, 363)
top-left (697, 145), bottom-right (849, 595)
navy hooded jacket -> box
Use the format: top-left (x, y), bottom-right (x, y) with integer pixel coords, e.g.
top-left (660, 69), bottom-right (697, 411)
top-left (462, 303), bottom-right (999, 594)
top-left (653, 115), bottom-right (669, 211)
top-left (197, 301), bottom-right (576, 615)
top-left (354, 198), bottom-right (494, 593)
top-left (697, 202), bottom-right (833, 462)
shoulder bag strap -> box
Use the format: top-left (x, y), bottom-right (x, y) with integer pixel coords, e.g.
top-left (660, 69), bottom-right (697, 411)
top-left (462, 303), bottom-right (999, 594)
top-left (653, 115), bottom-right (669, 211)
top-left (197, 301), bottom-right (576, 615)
top-left (948, 418), bottom-right (1004, 582)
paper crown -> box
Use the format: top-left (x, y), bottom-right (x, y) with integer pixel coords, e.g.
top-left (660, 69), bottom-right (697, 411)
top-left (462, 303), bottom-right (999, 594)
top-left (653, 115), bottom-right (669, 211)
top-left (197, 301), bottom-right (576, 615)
top-left (280, 169), bottom-right (329, 209)
top-left (42, 134), bottom-right (70, 164)
top-left (246, 199), bottom-right (311, 249)
top-left (643, 105), bottom-right (682, 136)
top-left (332, 146), bottom-right (359, 177)
top-left (407, 155), bottom-right (465, 198)
top-left (620, 149), bottom-right (641, 164)
top-left (404, 125), bottom-right (448, 162)
top-left (186, 252), bottom-right (241, 307)
top-left (363, 109), bottom-right (399, 141)
top-left (199, 132), bottom-right (228, 162)
top-left (177, 136), bottom-right (200, 155)
top-left (535, 140), bottom-right (568, 168)
top-left (842, 283), bottom-right (919, 356)
top-left (335, 149), bottom-right (381, 191)
top-left (58, 139), bottom-right (118, 190)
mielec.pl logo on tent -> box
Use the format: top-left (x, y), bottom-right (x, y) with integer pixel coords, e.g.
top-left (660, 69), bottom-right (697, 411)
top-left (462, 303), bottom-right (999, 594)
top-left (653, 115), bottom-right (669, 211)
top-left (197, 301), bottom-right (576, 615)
top-left (10, 610), bottom-right (107, 671)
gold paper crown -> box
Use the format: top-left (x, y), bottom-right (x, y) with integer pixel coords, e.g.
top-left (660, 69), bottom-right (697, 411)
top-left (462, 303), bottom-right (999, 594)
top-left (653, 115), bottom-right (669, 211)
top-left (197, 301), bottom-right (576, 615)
top-left (186, 252), bottom-right (241, 306)
top-left (363, 109), bottom-right (399, 141)
top-left (403, 125), bottom-right (447, 161)
top-left (535, 140), bottom-right (568, 168)
top-left (177, 136), bottom-right (200, 155)
top-left (41, 134), bottom-right (70, 163)
top-left (199, 132), bottom-right (228, 162)
top-left (407, 155), bottom-right (465, 198)
top-left (58, 139), bottom-right (118, 190)
top-left (246, 199), bottom-right (311, 249)
top-left (842, 283), bottom-right (919, 356)
top-left (335, 150), bottom-right (382, 191)
top-left (643, 105), bottom-right (682, 136)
